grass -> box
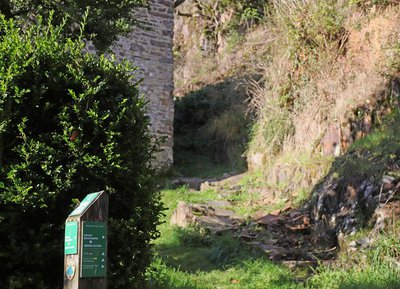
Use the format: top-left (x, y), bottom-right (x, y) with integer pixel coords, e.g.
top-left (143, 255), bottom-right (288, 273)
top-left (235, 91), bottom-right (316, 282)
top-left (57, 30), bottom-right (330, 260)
top-left (149, 257), bottom-right (303, 289)
top-left (166, 1), bottom-right (400, 287)
top-left (148, 184), bottom-right (400, 289)
top-left (309, 264), bottom-right (400, 289)
top-left (173, 151), bottom-right (240, 179)
top-left (150, 185), bottom-right (302, 288)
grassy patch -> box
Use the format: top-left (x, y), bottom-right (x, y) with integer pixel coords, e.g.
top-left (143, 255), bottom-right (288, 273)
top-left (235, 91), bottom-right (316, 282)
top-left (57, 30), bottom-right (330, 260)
top-left (173, 151), bottom-right (239, 179)
top-left (151, 186), bottom-right (302, 288)
top-left (150, 175), bottom-right (400, 289)
top-left (308, 264), bottom-right (400, 289)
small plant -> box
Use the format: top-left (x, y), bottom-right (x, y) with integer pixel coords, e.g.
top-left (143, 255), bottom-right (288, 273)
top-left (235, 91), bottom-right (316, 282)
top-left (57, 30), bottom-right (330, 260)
top-left (241, 7), bottom-right (262, 28)
top-left (207, 234), bottom-right (243, 266)
top-left (225, 30), bottom-right (244, 52)
top-left (370, 233), bottom-right (400, 266)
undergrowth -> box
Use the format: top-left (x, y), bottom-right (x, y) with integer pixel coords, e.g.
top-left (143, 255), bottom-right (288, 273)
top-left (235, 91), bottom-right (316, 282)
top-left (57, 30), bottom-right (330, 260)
top-left (174, 80), bottom-right (249, 171)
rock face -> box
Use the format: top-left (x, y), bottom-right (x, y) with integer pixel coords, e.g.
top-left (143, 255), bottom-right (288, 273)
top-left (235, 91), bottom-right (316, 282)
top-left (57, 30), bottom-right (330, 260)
top-left (312, 174), bottom-right (400, 246)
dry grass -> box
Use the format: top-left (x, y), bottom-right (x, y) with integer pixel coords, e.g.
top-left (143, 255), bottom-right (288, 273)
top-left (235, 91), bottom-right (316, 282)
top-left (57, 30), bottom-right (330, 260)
top-left (246, 3), bottom-right (400, 196)
top-left (174, 0), bottom-right (400, 198)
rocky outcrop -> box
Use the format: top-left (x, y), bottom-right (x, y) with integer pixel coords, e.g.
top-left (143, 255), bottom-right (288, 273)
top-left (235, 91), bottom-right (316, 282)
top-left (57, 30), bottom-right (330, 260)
top-left (312, 173), bottom-right (400, 247)
top-left (170, 201), bottom-right (243, 234)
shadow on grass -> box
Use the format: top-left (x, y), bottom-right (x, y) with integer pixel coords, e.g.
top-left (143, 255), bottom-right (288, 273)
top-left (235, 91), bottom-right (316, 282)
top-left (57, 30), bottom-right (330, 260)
top-left (156, 226), bottom-right (253, 273)
top-left (152, 227), bottom-right (307, 289)
top-left (174, 78), bottom-right (252, 179)
top-left (173, 150), bottom-right (243, 179)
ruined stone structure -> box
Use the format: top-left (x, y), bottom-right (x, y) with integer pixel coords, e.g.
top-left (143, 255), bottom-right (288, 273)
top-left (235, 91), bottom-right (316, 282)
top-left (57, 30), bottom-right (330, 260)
top-left (113, 0), bottom-right (175, 168)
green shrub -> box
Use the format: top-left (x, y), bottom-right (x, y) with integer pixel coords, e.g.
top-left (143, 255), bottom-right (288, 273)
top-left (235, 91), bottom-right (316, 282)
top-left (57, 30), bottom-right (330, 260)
top-left (196, 0), bottom-right (270, 50)
top-left (0, 16), bottom-right (161, 289)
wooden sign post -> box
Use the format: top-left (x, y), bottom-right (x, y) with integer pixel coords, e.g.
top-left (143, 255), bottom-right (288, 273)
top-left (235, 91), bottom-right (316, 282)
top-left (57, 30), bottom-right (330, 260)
top-left (63, 191), bottom-right (108, 289)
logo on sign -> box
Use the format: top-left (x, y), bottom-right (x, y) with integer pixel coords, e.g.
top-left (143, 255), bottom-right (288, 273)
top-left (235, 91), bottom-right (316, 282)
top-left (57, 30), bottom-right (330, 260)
top-left (66, 257), bottom-right (76, 280)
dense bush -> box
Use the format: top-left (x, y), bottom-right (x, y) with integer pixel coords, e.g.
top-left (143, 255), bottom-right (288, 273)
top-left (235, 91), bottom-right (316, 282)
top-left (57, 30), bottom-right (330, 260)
top-left (0, 16), bottom-right (161, 289)
top-left (0, 0), bottom-right (149, 51)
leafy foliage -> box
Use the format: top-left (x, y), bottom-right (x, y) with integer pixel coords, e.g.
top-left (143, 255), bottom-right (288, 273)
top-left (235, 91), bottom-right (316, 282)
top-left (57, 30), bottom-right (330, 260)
top-left (193, 0), bottom-right (270, 51)
top-left (0, 0), bottom-right (149, 50)
top-left (0, 16), bottom-right (161, 289)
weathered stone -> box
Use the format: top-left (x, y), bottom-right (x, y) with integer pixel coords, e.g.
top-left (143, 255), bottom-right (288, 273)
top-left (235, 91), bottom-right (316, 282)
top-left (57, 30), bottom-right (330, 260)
top-left (200, 173), bottom-right (245, 191)
top-left (170, 201), bottom-right (195, 227)
top-left (195, 216), bottom-right (237, 235)
top-left (112, 0), bottom-right (174, 169)
top-left (207, 200), bottom-right (232, 208)
top-left (382, 175), bottom-right (397, 191)
top-left (256, 214), bottom-right (286, 227)
top-left (212, 208), bottom-right (237, 218)
top-left (282, 260), bottom-right (319, 269)
top-left (373, 201), bottom-right (400, 231)
top-left (170, 200), bottom-right (243, 234)
top-left (199, 181), bottom-right (211, 191)
top-left (322, 124), bottom-right (341, 156)
top-left (356, 237), bottom-right (373, 248)
top-left (349, 240), bottom-right (357, 248)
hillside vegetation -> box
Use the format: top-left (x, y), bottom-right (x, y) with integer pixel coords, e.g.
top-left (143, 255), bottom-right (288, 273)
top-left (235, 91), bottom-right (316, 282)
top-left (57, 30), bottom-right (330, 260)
top-left (157, 0), bottom-right (400, 288)
top-left (174, 0), bottom-right (399, 201)
top-left (174, 0), bottom-right (400, 195)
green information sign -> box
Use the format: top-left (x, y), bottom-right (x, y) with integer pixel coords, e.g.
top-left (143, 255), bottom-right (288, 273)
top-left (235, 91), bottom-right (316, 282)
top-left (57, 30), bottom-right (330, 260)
top-left (70, 192), bottom-right (101, 216)
top-left (64, 221), bottom-right (78, 255)
top-left (81, 221), bottom-right (107, 278)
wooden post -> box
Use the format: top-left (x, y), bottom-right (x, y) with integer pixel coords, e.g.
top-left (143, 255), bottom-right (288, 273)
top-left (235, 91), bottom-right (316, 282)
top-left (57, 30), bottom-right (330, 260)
top-left (64, 191), bottom-right (108, 289)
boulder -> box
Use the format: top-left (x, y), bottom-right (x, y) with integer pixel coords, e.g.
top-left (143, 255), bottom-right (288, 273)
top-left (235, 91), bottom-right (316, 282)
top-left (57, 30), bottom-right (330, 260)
top-left (171, 201), bottom-right (195, 227)
top-left (170, 200), bottom-right (243, 234)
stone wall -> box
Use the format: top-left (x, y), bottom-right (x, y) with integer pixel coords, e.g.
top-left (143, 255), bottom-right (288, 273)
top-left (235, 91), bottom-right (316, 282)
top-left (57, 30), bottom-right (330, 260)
top-left (113, 0), bottom-right (175, 168)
